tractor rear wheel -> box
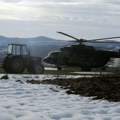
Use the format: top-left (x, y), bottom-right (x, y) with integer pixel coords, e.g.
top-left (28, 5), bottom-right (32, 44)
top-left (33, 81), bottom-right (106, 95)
top-left (10, 56), bottom-right (25, 74)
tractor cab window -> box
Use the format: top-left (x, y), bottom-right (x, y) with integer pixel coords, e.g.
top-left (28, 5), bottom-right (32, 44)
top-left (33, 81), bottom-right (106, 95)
top-left (21, 46), bottom-right (28, 55)
top-left (16, 45), bottom-right (21, 55)
top-left (12, 45), bottom-right (20, 55)
top-left (7, 44), bottom-right (12, 54)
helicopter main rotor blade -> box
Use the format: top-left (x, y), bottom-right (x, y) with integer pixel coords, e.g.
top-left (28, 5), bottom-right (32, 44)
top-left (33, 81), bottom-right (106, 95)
top-left (88, 36), bottom-right (120, 41)
top-left (57, 31), bottom-right (120, 43)
top-left (85, 41), bottom-right (120, 43)
top-left (57, 31), bottom-right (81, 42)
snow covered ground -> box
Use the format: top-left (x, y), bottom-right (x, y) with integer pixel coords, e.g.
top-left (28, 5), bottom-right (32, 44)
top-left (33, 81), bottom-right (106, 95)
top-left (0, 74), bottom-right (119, 120)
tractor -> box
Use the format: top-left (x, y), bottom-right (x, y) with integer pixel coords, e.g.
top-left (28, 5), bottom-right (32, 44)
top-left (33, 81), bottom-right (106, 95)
top-left (2, 44), bottom-right (44, 74)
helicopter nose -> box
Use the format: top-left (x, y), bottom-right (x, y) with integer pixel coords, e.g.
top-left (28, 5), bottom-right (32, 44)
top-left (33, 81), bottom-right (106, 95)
top-left (43, 57), bottom-right (48, 63)
top-left (43, 57), bottom-right (50, 63)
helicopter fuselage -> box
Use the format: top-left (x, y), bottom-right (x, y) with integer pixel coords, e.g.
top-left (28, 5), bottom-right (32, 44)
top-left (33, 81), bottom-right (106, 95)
top-left (43, 44), bottom-right (120, 70)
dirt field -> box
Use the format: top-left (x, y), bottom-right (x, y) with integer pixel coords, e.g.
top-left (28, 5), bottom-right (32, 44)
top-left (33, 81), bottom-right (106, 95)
top-left (26, 75), bottom-right (120, 102)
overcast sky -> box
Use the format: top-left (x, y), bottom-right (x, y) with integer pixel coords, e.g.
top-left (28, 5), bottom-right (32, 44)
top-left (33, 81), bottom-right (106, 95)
top-left (0, 0), bottom-right (120, 40)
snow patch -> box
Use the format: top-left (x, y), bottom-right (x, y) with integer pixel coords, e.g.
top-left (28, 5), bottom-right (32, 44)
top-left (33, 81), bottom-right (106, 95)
top-left (0, 74), bottom-right (119, 120)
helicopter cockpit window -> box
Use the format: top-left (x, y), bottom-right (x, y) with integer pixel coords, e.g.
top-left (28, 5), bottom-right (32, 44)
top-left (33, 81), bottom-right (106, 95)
top-left (50, 53), bottom-right (54, 58)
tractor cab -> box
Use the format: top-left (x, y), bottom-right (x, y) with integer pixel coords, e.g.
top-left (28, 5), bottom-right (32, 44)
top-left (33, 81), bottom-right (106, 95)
top-left (7, 44), bottom-right (29, 56)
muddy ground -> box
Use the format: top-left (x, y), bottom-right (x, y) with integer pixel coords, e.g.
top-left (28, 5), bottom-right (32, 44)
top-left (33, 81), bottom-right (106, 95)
top-left (26, 76), bottom-right (120, 102)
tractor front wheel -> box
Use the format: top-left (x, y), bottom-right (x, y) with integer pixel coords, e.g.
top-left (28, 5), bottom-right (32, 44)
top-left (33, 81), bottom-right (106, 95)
top-left (28, 64), bottom-right (44, 74)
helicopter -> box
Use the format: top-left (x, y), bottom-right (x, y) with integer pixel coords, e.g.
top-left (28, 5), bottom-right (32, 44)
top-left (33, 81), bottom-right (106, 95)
top-left (43, 32), bottom-right (120, 71)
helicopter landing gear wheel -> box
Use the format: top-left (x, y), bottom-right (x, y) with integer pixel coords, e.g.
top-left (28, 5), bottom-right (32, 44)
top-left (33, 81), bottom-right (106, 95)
top-left (57, 66), bottom-right (62, 71)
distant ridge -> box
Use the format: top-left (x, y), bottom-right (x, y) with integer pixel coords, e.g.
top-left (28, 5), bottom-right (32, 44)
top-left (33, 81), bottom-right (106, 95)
top-left (0, 35), bottom-right (68, 45)
top-left (0, 35), bottom-right (65, 41)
